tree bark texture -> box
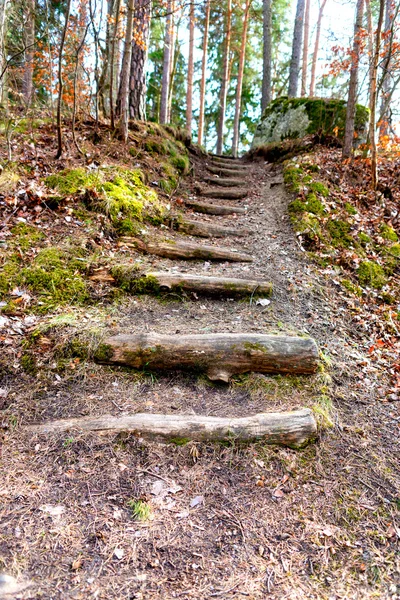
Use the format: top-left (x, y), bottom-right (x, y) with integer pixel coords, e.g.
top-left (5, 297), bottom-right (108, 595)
top-left (167, 0), bottom-right (177, 121)
top-left (369, 0), bottom-right (385, 189)
top-left (342, 0), bottom-right (364, 159)
top-left (198, 0), bottom-right (211, 145)
top-left (109, 0), bottom-right (121, 129)
top-left (186, 0), bottom-right (195, 134)
top-left (22, 0), bottom-right (35, 105)
top-left (232, 0), bottom-right (251, 157)
top-left (379, 0), bottom-right (394, 138)
top-left (301, 0), bottom-right (310, 96)
top-left (119, 237), bottom-right (253, 262)
top-left (97, 333), bottom-right (320, 382)
top-left (55, 0), bottom-right (72, 159)
top-left (127, 0), bottom-right (152, 120)
top-left (118, 0), bottom-right (135, 140)
top-left (0, 0), bottom-right (9, 102)
top-left (185, 199), bottom-right (247, 215)
top-left (288, 0), bottom-right (305, 97)
top-left (160, 0), bottom-right (173, 123)
top-left (261, 0), bottom-right (272, 111)
top-left (172, 217), bottom-right (252, 237)
top-left (216, 0), bottom-right (232, 154)
top-left (30, 409), bottom-right (317, 448)
top-left (145, 272), bottom-right (272, 296)
top-left (309, 0), bottom-right (327, 96)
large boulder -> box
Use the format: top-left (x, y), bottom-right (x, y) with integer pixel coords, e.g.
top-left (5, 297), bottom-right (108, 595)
top-left (252, 97), bottom-right (369, 149)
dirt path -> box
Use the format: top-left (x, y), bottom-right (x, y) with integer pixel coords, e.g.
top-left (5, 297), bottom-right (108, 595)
top-left (1, 155), bottom-right (399, 599)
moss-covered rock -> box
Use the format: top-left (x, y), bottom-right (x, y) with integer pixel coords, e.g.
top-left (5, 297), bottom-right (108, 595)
top-left (252, 97), bottom-right (369, 149)
top-left (380, 224), bottom-right (398, 242)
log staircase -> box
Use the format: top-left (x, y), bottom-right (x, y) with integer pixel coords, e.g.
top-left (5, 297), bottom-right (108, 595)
top-left (33, 153), bottom-right (320, 448)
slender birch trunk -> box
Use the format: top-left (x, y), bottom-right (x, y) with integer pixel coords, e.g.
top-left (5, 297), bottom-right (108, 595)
top-left (216, 0), bottom-right (232, 154)
top-left (231, 0), bottom-right (251, 157)
top-left (109, 0), bottom-right (121, 128)
top-left (23, 0), bottom-right (35, 106)
top-left (288, 0), bottom-right (305, 97)
top-left (198, 0), bottom-right (210, 145)
top-left (186, 0), bottom-right (195, 135)
top-left (370, 0), bottom-right (385, 189)
top-left (167, 3), bottom-right (177, 122)
top-left (365, 0), bottom-right (373, 97)
top-left (309, 0), bottom-right (327, 97)
top-left (160, 0), bottom-right (173, 124)
top-left (118, 0), bottom-right (134, 141)
top-left (342, 0), bottom-right (364, 159)
top-left (379, 0), bottom-right (393, 138)
top-left (301, 0), bottom-right (310, 96)
top-left (261, 0), bottom-right (272, 111)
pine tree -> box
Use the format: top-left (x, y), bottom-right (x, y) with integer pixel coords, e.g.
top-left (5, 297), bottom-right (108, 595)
top-left (288, 0), bottom-right (305, 97)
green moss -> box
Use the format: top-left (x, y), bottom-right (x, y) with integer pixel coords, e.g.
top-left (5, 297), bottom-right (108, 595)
top-left (283, 166), bottom-right (303, 192)
top-left (243, 342), bottom-right (267, 353)
top-left (327, 219), bottom-right (353, 248)
top-left (344, 202), bottom-right (357, 215)
top-left (20, 352), bottom-right (37, 374)
top-left (169, 437), bottom-right (190, 446)
top-left (288, 198), bottom-right (306, 214)
top-left (358, 232), bottom-right (371, 245)
top-left (111, 267), bottom-right (160, 295)
top-left (0, 255), bottom-right (21, 297)
top-left (380, 224), bottom-right (398, 242)
top-left (127, 499), bottom-right (152, 521)
top-left (304, 193), bottom-right (325, 215)
top-left (170, 154), bottom-right (190, 174)
top-left (115, 218), bottom-right (141, 236)
top-left (144, 139), bottom-right (167, 155)
top-left (358, 261), bottom-right (387, 289)
top-left (309, 181), bottom-right (329, 197)
top-left (10, 223), bottom-right (45, 251)
top-left (341, 279), bottom-right (363, 297)
top-left (46, 168), bottom-right (100, 195)
top-left (93, 343), bottom-right (114, 362)
top-left (388, 243), bottom-right (400, 257)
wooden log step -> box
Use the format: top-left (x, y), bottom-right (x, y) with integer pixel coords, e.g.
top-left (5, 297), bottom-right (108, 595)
top-left (29, 409), bottom-right (317, 448)
top-left (209, 153), bottom-right (238, 160)
top-left (185, 199), bottom-right (246, 215)
top-left (207, 165), bottom-right (246, 177)
top-left (172, 217), bottom-right (252, 237)
top-left (200, 187), bottom-right (248, 200)
top-left (144, 272), bottom-right (272, 296)
top-left (203, 177), bottom-right (247, 188)
top-left (97, 333), bottom-right (319, 382)
top-left (211, 157), bottom-right (246, 168)
top-left (119, 237), bottom-right (253, 262)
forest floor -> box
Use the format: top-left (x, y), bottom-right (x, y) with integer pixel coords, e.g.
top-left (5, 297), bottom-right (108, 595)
top-left (0, 123), bottom-right (399, 599)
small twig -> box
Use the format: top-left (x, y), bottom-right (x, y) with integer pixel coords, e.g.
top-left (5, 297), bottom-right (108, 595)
top-left (249, 284), bottom-right (259, 306)
top-left (137, 469), bottom-right (171, 484)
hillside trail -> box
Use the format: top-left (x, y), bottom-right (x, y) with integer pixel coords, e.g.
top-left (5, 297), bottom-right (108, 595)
top-left (2, 153), bottom-right (399, 599)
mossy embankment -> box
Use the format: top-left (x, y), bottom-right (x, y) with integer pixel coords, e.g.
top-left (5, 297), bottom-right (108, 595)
top-left (0, 123), bottom-right (191, 315)
top-left (282, 154), bottom-right (399, 314)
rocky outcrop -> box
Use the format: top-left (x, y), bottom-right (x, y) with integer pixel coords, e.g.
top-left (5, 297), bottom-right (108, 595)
top-left (252, 96), bottom-right (369, 149)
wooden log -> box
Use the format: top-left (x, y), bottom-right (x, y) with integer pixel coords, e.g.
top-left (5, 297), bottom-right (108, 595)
top-left (172, 217), bottom-right (252, 238)
top-left (119, 237), bottom-right (253, 262)
top-left (211, 157), bottom-right (246, 168)
top-left (97, 333), bottom-right (319, 382)
top-left (200, 187), bottom-right (248, 200)
top-left (185, 199), bottom-right (246, 215)
top-left (146, 272), bottom-right (272, 296)
top-left (207, 166), bottom-right (245, 177)
top-left (203, 177), bottom-right (247, 188)
top-left (28, 409), bottom-right (317, 448)
top-left (209, 153), bottom-right (238, 160)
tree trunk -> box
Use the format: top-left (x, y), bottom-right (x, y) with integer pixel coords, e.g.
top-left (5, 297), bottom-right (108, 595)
top-left (167, 0), bottom-right (177, 121)
top-left (342, 0), bottom-right (364, 159)
top-left (160, 0), bottom-right (173, 123)
top-left (55, 0), bottom-right (72, 159)
top-left (0, 0), bottom-right (9, 103)
top-left (29, 409), bottom-right (317, 448)
top-left (184, 199), bottom-right (247, 215)
top-left (288, 0), bottom-right (305, 97)
top-left (171, 217), bottom-right (252, 237)
top-left (99, 0), bottom-right (115, 117)
top-left (143, 272), bottom-right (271, 295)
top-left (186, 0), bottom-right (195, 134)
top-left (261, 0), bottom-right (272, 111)
top-left (301, 0), bottom-right (310, 96)
top-left (118, 0), bottom-right (135, 141)
top-left (118, 237), bottom-right (253, 262)
top-left (365, 0), bottom-right (374, 99)
top-left (128, 0), bottom-right (152, 121)
top-left (22, 0), bottom-right (35, 106)
top-left (232, 0), bottom-right (251, 157)
top-left (379, 0), bottom-right (393, 138)
top-left (109, 0), bottom-right (121, 129)
top-left (309, 0), bottom-right (327, 96)
top-left (216, 0), bottom-right (232, 154)
top-left (198, 0), bottom-right (210, 145)
top-left (370, 0), bottom-right (385, 189)
top-left (97, 333), bottom-right (320, 382)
